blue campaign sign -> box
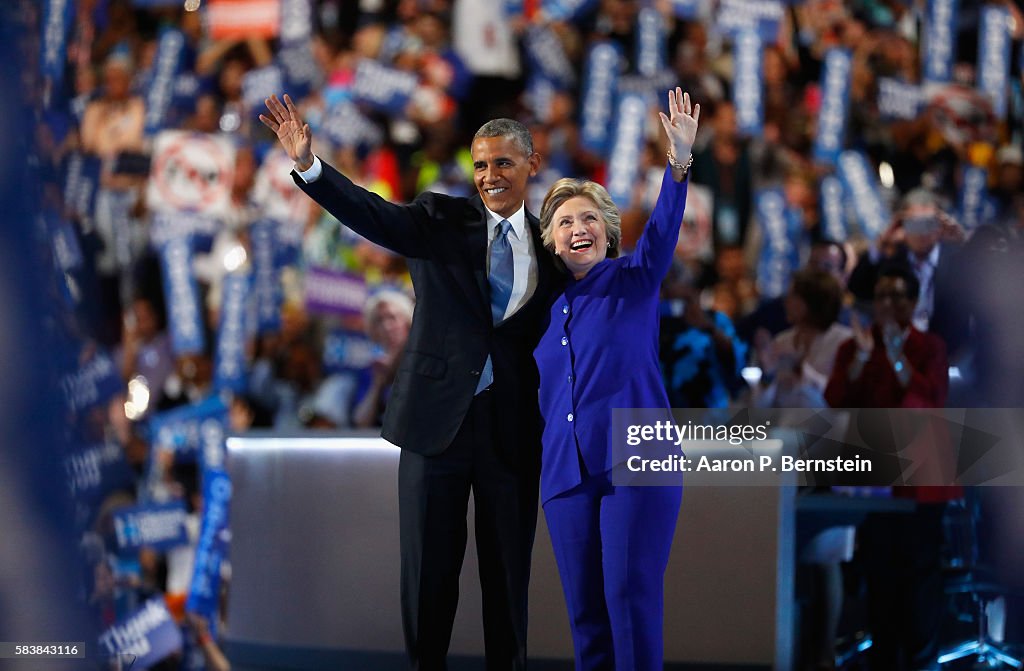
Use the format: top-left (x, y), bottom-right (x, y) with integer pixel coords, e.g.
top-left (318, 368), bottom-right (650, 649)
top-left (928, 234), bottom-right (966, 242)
top-left (148, 394), bottom-right (229, 462)
top-left (279, 0), bottom-right (313, 46)
top-left (65, 441), bottom-right (136, 515)
top-left (958, 165), bottom-right (990, 230)
top-left (715, 0), bottom-right (784, 42)
top-left (279, 43), bottom-right (320, 98)
top-left (837, 150), bottom-right (891, 241)
top-left (812, 49), bottom-right (852, 166)
top-left (580, 42), bottom-right (623, 155)
top-left (198, 409), bottom-right (227, 472)
top-left (63, 152), bottom-right (101, 220)
top-left (733, 30), bottom-right (763, 137)
top-left (672, 0), bottom-right (705, 19)
top-left (242, 65), bottom-right (284, 112)
top-left (113, 501), bottom-right (190, 553)
top-left (98, 598), bottom-right (183, 669)
top-left (214, 273), bottom-right (252, 393)
top-left (186, 469), bottom-right (232, 625)
top-left (41, 0), bottom-right (74, 88)
top-left (755, 189), bottom-right (800, 298)
top-left (61, 347), bottom-right (122, 416)
top-left (159, 237), bottom-right (206, 355)
top-left (636, 8), bottom-right (666, 79)
top-left (351, 59), bottom-right (418, 116)
top-left (877, 78), bottom-right (923, 120)
top-left (145, 29), bottom-right (186, 136)
top-left (977, 6), bottom-right (1012, 119)
top-left (321, 101), bottom-right (384, 151)
top-left (524, 26), bottom-right (576, 88)
top-left (923, 0), bottom-right (958, 84)
top-left (323, 330), bottom-right (377, 375)
top-left (525, 74), bottom-right (559, 124)
top-left (819, 174), bottom-right (848, 243)
top-left (606, 93), bottom-right (649, 208)
top-left (47, 211), bottom-right (83, 272)
top-left (755, 188), bottom-right (797, 250)
top-left (171, 72), bottom-right (202, 116)
top-left (541, 0), bottom-right (599, 21)
top-left (617, 71), bottom-right (676, 99)
top-left (250, 220), bottom-right (283, 333)
top-left (150, 211), bottom-right (219, 250)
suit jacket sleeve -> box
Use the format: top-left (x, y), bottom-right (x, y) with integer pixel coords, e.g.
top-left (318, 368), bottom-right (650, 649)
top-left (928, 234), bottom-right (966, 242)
top-left (625, 166), bottom-right (689, 291)
top-left (929, 247), bottom-right (970, 356)
top-left (292, 159), bottom-right (435, 259)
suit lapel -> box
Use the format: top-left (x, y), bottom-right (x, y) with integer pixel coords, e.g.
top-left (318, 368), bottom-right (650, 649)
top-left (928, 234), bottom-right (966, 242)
top-left (458, 196), bottom-right (491, 321)
top-left (458, 201), bottom-right (559, 327)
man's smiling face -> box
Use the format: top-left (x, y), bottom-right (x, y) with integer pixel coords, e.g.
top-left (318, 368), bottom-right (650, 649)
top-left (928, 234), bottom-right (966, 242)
top-left (471, 135), bottom-right (540, 219)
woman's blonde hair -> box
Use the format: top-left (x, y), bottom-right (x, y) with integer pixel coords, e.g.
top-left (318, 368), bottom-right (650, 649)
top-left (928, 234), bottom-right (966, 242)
top-left (539, 178), bottom-right (622, 259)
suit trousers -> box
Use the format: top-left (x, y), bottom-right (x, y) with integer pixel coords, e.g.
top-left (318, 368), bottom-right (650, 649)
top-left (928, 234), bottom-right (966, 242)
top-left (398, 388), bottom-right (539, 671)
top-left (543, 470), bottom-right (682, 671)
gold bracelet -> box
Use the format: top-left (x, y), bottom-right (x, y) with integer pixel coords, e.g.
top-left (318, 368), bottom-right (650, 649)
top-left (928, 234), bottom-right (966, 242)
top-left (667, 151), bottom-right (693, 177)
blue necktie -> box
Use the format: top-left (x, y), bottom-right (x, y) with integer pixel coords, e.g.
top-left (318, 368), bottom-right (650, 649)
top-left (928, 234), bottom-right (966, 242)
top-left (477, 219), bottom-right (514, 393)
top-left (490, 219), bottom-right (514, 323)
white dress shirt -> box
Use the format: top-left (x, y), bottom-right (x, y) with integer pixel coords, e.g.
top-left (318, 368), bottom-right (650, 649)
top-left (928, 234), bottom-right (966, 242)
top-left (911, 245), bottom-right (940, 332)
top-left (296, 155), bottom-right (324, 183)
top-left (483, 202), bottom-right (537, 321)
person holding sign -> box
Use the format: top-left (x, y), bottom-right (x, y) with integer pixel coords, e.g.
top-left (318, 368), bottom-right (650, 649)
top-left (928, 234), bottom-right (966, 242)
top-left (533, 88), bottom-right (698, 671)
top-left (260, 94), bottom-right (558, 670)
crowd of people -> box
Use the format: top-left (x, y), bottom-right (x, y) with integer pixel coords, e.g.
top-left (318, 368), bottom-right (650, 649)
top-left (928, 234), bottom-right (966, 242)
top-left (20, 0), bottom-right (1024, 668)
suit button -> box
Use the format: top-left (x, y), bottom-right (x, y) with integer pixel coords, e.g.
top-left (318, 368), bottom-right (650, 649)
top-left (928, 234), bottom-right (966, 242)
top-left (567, 375), bottom-right (573, 383)
top-left (561, 337), bottom-right (568, 346)
top-left (567, 413), bottom-right (574, 422)
top-left (470, 370), bottom-right (480, 376)
top-left (562, 304), bottom-right (569, 314)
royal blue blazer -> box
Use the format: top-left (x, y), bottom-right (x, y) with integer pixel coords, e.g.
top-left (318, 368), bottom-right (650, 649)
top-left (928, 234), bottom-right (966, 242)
top-left (534, 167), bottom-right (689, 503)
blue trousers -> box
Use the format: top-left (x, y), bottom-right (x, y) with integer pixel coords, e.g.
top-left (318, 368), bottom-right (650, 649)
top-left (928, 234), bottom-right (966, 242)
top-left (542, 471), bottom-right (682, 671)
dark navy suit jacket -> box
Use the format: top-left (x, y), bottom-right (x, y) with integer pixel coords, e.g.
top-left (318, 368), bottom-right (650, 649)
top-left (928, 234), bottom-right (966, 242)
top-left (293, 161), bottom-right (558, 467)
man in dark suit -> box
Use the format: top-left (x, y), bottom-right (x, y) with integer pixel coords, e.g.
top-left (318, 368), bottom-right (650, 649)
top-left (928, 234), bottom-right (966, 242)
top-left (261, 95), bottom-right (558, 670)
top-left (847, 189), bottom-right (969, 358)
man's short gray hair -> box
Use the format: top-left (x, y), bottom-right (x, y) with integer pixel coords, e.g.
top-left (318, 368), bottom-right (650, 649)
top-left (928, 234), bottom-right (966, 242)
top-left (900, 188), bottom-right (943, 211)
top-left (473, 118), bottom-right (534, 157)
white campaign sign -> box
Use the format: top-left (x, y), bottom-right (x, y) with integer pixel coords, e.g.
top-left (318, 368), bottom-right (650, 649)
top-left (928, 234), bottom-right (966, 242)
top-left (252, 148), bottom-right (311, 244)
top-left (147, 131), bottom-right (236, 217)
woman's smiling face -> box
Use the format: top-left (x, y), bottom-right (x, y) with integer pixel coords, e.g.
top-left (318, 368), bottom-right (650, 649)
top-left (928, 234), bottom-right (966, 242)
top-left (552, 196), bottom-right (609, 279)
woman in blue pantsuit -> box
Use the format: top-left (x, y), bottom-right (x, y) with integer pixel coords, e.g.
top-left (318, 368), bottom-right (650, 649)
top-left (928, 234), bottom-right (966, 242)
top-left (534, 88), bottom-right (699, 670)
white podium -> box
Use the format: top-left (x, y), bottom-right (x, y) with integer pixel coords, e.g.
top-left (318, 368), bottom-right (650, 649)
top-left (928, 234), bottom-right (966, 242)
top-left (225, 432), bottom-right (791, 670)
